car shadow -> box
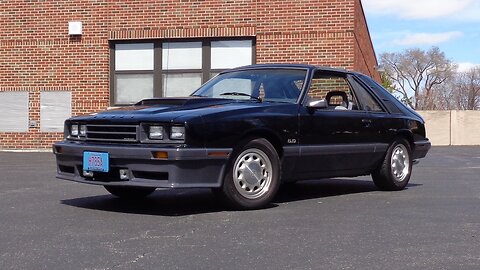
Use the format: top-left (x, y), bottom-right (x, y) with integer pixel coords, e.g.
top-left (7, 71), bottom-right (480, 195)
top-left (61, 188), bottom-right (225, 217)
top-left (61, 178), bottom-right (422, 216)
top-left (276, 178), bottom-right (420, 203)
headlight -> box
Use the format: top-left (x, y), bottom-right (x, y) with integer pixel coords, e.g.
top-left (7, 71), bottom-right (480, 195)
top-left (170, 126), bottom-right (185, 140)
top-left (71, 124), bottom-right (79, 136)
top-left (149, 126), bottom-right (164, 140)
top-left (80, 125), bottom-right (87, 136)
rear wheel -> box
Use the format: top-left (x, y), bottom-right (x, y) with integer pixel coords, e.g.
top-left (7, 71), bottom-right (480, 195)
top-left (221, 138), bottom-right (281, 210)
top-left (372, 138), bottom-right (412, 191)
top-left (104, 186), bottom-right (156, 199)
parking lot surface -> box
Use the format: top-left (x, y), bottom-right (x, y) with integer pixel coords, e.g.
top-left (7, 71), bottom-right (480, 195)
top-left (0, 146), bottom-right (479, 270)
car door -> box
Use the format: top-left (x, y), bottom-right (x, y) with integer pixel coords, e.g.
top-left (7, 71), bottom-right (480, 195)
top-left (295, 71), bottom-right (380, 179)
top-left (346, 74), bottom-right (392, 162)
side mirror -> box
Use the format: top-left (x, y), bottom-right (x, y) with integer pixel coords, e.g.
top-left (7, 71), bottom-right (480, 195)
top-left (307, 99), bottom-right (327, 109)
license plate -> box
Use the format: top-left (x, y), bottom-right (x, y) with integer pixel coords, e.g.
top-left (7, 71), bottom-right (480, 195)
top-left (83, 152), bottom-right (109, 172)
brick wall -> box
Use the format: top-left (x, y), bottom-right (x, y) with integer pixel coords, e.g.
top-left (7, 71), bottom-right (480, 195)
top-left (353, 0), bottom-right (380, 81)
top-left (0, 0), bottom-right (378, 149)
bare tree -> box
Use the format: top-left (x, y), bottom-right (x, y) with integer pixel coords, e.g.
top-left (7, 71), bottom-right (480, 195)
top-left (431, 79), bottom-right (457, 110)
top-left (453, 67), bottom-right (480, 110)
top-left (380, 47), bottom-right (456, 110)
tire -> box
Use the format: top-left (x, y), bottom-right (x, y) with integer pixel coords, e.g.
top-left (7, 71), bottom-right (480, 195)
top-left (372, 138), bottom-right (412, 191)
top-left (104, 186), bottom-right (156, 199)
top-left (221, 138), bottom-right (281, 210)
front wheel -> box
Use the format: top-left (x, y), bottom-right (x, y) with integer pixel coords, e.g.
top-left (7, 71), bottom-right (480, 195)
top-left (221, 138), bottom-right (281, 210)
top-left (372, 139), bottom-right (412, 191)
top-left (104, 186), bottom-right (156, 199)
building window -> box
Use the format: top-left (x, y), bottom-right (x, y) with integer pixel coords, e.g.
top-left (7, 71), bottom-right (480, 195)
top-left (162, 42), bottom-right (203, 97)
top-left (211, 40), bottom-right (253, 69)
top-left (114, 43), bottom-right (154, 104)
top-left (111, 39), bottom-right (255, 106)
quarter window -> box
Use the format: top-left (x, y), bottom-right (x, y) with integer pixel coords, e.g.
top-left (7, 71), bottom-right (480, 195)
top-left (348, 77), bottom-right (384, 112)
top-left (111, 39), bottom-right (254, 106)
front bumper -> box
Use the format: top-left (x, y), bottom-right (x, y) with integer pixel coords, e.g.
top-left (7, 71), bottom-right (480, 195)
top-left (53, 141), bottom-right (232, 188)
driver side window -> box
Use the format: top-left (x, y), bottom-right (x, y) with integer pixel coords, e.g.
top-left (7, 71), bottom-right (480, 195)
top-left (306, 72), bottom-right (359, 111)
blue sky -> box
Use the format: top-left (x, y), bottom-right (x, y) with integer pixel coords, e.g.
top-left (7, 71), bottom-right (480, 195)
top-left (362, 0), bottom-right (480, 71)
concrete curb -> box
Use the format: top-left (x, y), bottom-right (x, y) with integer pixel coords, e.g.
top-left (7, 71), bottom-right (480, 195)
top-left (0, 149), bottom-right (52, 153)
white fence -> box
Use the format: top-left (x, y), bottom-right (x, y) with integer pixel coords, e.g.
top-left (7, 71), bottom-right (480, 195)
top-left (418, 111), bottom-right (480, 146)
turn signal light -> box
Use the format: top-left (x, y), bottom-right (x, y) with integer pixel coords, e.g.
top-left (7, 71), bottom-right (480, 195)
top-left (207, 151), bottom-right (230, 158)
top-left (152, 151), bottom-right (168, 159)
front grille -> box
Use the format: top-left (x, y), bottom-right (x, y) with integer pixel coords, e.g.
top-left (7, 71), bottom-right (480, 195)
top-left (85, 124), bottom-right (138, 142)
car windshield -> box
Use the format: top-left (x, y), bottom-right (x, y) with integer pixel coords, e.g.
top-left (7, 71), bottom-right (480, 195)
top-left (191, 69), bottom-right (307, 103)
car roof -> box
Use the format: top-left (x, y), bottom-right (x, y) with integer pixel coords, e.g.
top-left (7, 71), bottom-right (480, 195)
top-left (225, 64), bottom-right (349, 74)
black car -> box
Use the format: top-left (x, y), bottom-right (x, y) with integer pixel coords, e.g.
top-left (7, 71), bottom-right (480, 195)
top-left (53, 64), bottom-right (431, 209)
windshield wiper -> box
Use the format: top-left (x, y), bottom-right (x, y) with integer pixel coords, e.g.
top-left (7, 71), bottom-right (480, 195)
top-left (220, 92), bottom-right (262, 102)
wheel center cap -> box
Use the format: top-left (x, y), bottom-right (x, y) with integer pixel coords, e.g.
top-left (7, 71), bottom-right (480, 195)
top-left (244, 162), bottom-right (262, 185)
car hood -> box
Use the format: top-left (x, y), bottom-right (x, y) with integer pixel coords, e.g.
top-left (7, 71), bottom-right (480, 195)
top-left (71, 97), bottom-right (270, 122)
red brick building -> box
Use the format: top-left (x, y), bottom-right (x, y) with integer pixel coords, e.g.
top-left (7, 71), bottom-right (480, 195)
top-left (0, 0), bottom-right (379, 149)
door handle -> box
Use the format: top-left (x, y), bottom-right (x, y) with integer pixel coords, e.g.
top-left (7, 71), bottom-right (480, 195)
top-left (361, 119), bottom-right (372, 127)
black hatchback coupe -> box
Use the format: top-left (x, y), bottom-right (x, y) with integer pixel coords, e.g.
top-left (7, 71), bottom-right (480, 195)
top-left (53, 64), bottom-right (431, 209)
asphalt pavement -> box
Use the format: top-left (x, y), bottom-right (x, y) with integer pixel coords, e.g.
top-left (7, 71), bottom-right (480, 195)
top-left (0, 146), bottom-right (479, 270)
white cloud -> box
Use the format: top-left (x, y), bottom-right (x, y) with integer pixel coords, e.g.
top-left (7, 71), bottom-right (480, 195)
top-left (393, 31), bottom-right (462, 46)
top-left (457, 62), bottom-right (480, 72)
top-left (362, 0), bottom-right (473, 20)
